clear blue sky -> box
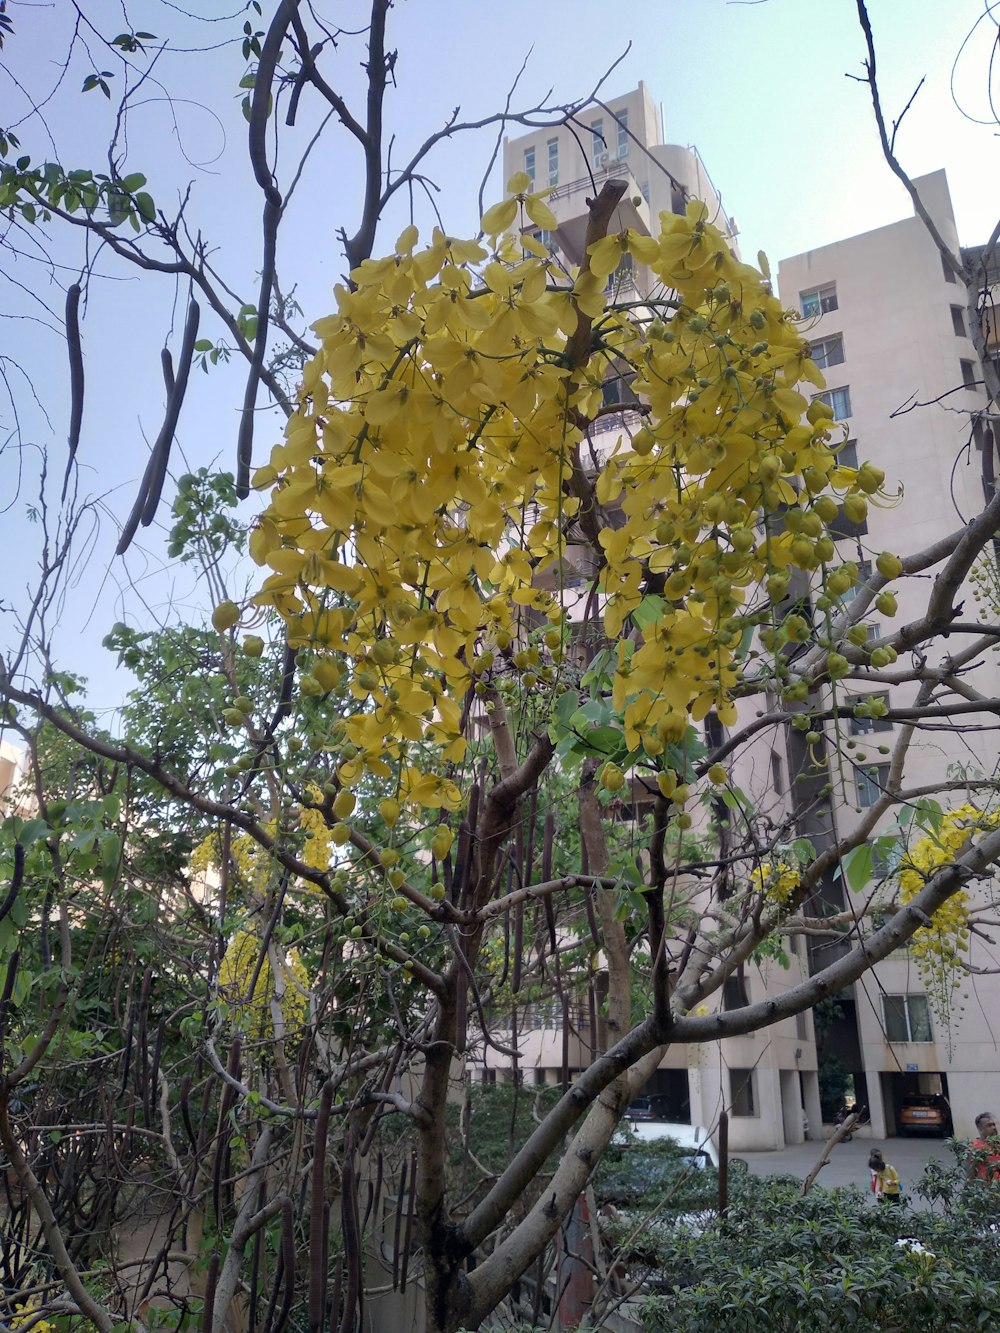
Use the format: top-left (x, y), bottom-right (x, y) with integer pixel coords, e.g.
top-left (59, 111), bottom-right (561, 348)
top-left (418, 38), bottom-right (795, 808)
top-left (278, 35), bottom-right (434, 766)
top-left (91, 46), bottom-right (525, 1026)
top-left (1, 0), bottom-right (997, 716)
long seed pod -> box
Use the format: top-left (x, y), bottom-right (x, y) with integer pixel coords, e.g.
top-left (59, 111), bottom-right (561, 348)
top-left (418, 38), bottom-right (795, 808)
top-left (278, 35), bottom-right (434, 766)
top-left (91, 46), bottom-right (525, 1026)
top-left (119, 1000), bottom-right (136, 1099)
top-left (329, 1258), bottom-right (342, 1333)
top-left (0, 844), bottom-right (24, 924)
top-left (137, 965), bottom-right (152, 1128)
top-left (338, 1151), bottom-right (362, 1327)
top-left (116, 297), bottom-right (201, 553)
top-left (0, 950), bottom-right (20, 1037)
top-left (308, 1082), bottom-right (333, 1333)
top-left (272, 1197), bottom-right (296, 1333)
top-left (200, 1250), bottom-right (220, 1333)
top-left (146, 1017), bottom-right (165, 1134)
top-left (248, 1180), bottom-right (265, 1333)
top-left (61, 283), bottom-right (84, 502)
top-left (360, 1149), bottom-right (383, 1233)
top-left (179, 1074), bottom-right (198, 1153)
top-left (391, 1158), bottom-right (407, 1290)
top-left (399, 1151), bottom-right (416, 1294)
top-left (261, 1245), bottom-right (284, 1333)
top-left (213, 1035), bottom-right (242, 1227)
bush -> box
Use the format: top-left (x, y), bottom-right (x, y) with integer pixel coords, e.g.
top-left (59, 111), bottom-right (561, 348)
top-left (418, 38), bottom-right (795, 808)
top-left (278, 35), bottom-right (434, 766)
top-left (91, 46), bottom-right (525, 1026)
top-left (623, 1174), bottom-right (1000, 1332)
top-left (593, 1137), bottom-right (719, 1217)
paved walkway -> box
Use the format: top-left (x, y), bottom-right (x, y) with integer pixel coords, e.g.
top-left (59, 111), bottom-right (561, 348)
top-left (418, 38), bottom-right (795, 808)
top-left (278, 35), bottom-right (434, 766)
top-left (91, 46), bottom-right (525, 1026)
top-left (736, 1134), bottom-right (957, 1204)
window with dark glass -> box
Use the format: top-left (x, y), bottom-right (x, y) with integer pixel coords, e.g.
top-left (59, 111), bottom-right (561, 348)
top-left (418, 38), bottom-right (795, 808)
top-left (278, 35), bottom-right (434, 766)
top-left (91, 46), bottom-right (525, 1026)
top-left (951, 305), bottom-right (967, 337)
top-left (810, 333), bottom-right (845, 369)
top-left (616, 108), bottom-right (629, 159)
top-left (847, 692), bottom-right (891, 735)
top-left (813, 386), bottom-right (852, 420)
top-left (801, 284), bottom-right (838, 317)
top-left (590, 119), bottom-right (604, 168)
top-left (961, 359), bottom-right (978, 389)
top-left (730, 1068), bottom-right (757, 1116)
top-left (855, 763), bottom-right (890, 808)
top-left (882, 994), bottom-right (933, 1043)
top-left (723, 974), bottom-right (749, 1010)
top-left (547, 137), bottom-right (558, 186)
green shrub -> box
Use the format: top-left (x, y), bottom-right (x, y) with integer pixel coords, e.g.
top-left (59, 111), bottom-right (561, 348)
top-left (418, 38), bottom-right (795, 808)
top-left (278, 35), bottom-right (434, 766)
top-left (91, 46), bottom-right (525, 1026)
top-left (624, 1174), bottom-right (1000, 1332)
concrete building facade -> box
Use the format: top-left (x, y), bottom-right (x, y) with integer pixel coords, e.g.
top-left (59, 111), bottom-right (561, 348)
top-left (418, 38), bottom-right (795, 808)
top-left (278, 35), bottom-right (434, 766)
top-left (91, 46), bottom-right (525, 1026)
top-left (777, 171), bottom-right (999, 1145)
top-left (488, 92), bottom-right (1000, 1152)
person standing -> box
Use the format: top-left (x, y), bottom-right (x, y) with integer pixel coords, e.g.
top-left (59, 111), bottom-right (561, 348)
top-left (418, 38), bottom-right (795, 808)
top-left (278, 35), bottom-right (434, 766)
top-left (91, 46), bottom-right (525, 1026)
top-left (966, 1111), bottom-right (1000, 1182)
top-left (869, 1149), bottom-right (902, 1204)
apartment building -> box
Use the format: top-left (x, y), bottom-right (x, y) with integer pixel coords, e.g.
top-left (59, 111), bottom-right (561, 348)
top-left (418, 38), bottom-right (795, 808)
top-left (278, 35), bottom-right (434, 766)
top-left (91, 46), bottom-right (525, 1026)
top-left (0, 738), bottom-right (27, 814)
top-left (776, 170), bottom-right (999, 1143)
top-left (491, 86), bottom-right (1000, 1149)
top-left (492, 89), bottom-right (823, 1151)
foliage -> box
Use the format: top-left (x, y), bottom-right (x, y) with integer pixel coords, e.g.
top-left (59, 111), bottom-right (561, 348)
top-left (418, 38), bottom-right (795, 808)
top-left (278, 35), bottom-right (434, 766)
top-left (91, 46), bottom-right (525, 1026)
top-left (3, 5), bottom-right (1000, 1333)
top-left (245, 182), bottom-right (895, 815)
top-left (897, 802), bottom-right (1000, 1026)
top-left (629, 1174), bottom-right (1000, 1332)
top-left (593, 1137), bottom-right (718, 1216)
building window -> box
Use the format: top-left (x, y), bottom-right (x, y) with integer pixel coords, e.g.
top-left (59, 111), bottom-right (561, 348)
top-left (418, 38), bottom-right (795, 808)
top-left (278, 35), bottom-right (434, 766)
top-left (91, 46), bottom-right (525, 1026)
top-left (527, 228), bottom-right (558, 255)
top-left (723, 974), bottom-right (749, 1010)
top-left (523, 145), bottom-right (535, 187)
top-left (670, 183), bottom-right (686, 215)
top-left (830, 504), bottom-right (868, 540)
top-left (601, 369), bottom-right (637, 409)
top-left (829, 449), bottom-right (865, 538)
top-left (801, 284), bottom-right (838, 317)
top-left (547, 137), bottom-right (558, 186)
top-left (810, 334), bottom-right (845, 369)
top-left (616, 108), bottom-right (629, 159)
top-left (961, 359), bottom-right (978, 389)
top-left (770, 749), bottom-right (784, 795)
top-left (590, 119), bottom-right (605, 168)
top-left (730, 1068), bottom-right (757, 1116)
top-left (832, 561), bottom-right (874, 601)
top-left (603, 253), bottom-right (634, 296)
top-left (847, 693), bottom-right (891, 735)
top-left (837, 439), bottom-right (859, 469)
top-left (951, 305), bottom-right (967, 337)
top-left (813, 386), bottom-right (852, 420)
top-left (882, 994), bottom-right (933, 1043)
top-left (942, 252), bottom-right (957, 283)
top-left (855, 763), bottom-right (890, 808)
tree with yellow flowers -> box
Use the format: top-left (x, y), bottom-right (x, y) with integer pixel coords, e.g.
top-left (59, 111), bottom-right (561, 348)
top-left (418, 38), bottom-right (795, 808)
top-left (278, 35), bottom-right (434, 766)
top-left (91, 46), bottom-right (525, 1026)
top-left (3, 4), bottom-right (1000, 1332)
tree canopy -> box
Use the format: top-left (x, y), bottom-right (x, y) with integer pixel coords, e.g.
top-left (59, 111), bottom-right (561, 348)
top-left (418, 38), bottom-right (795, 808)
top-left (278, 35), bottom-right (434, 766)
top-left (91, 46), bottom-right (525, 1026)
top-left (2, 3), bottom-right (1000, 1332)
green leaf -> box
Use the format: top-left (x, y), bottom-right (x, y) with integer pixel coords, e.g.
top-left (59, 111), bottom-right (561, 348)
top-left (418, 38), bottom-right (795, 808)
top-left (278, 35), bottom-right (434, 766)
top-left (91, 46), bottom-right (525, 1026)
top-left (791, 837), bottom-right (817, 864)
top-left (577, 725), bottom-right (624, 756)
top-left (632, 593), bottom-right (666, 630)
top-left (15, 818), bottom-right (49, 847)
top-left (840, 843), bottom-right (873, 893)
top-left (107, 190), bottom-right (130, 226)
top-left (121, 172), bottom-right (147, 193)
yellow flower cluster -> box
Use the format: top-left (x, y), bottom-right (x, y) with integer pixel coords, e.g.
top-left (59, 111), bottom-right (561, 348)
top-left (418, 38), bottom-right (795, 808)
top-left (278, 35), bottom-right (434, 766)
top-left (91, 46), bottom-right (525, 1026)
top-left (218, 926), bottom-right (310, 1039)
top-left (190, 797), bottom-right (332, 896)
top-left (898, 804), bottom-right (1000, 992)
top-left (11, 1298), bottom-right (53, 1333)
top-left (244, 179), bottom-right (893, 803)
top-left (751, 858), bottom-right (801, 909)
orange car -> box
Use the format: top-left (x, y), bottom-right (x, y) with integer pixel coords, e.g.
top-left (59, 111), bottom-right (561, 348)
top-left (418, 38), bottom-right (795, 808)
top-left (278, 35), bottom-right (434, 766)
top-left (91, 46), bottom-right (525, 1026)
top-left (897, 1094), bottom-right (952, 1137)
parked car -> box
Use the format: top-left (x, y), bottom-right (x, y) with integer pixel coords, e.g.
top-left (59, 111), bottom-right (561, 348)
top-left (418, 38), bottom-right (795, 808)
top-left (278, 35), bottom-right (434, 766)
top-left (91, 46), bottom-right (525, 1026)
top-left (625, 1095), bottom-right (675, 1122)
top-left (897, 1094), bottom-right (952, 1137)
top-left (615, 1119), bottom-right (720, 1168)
